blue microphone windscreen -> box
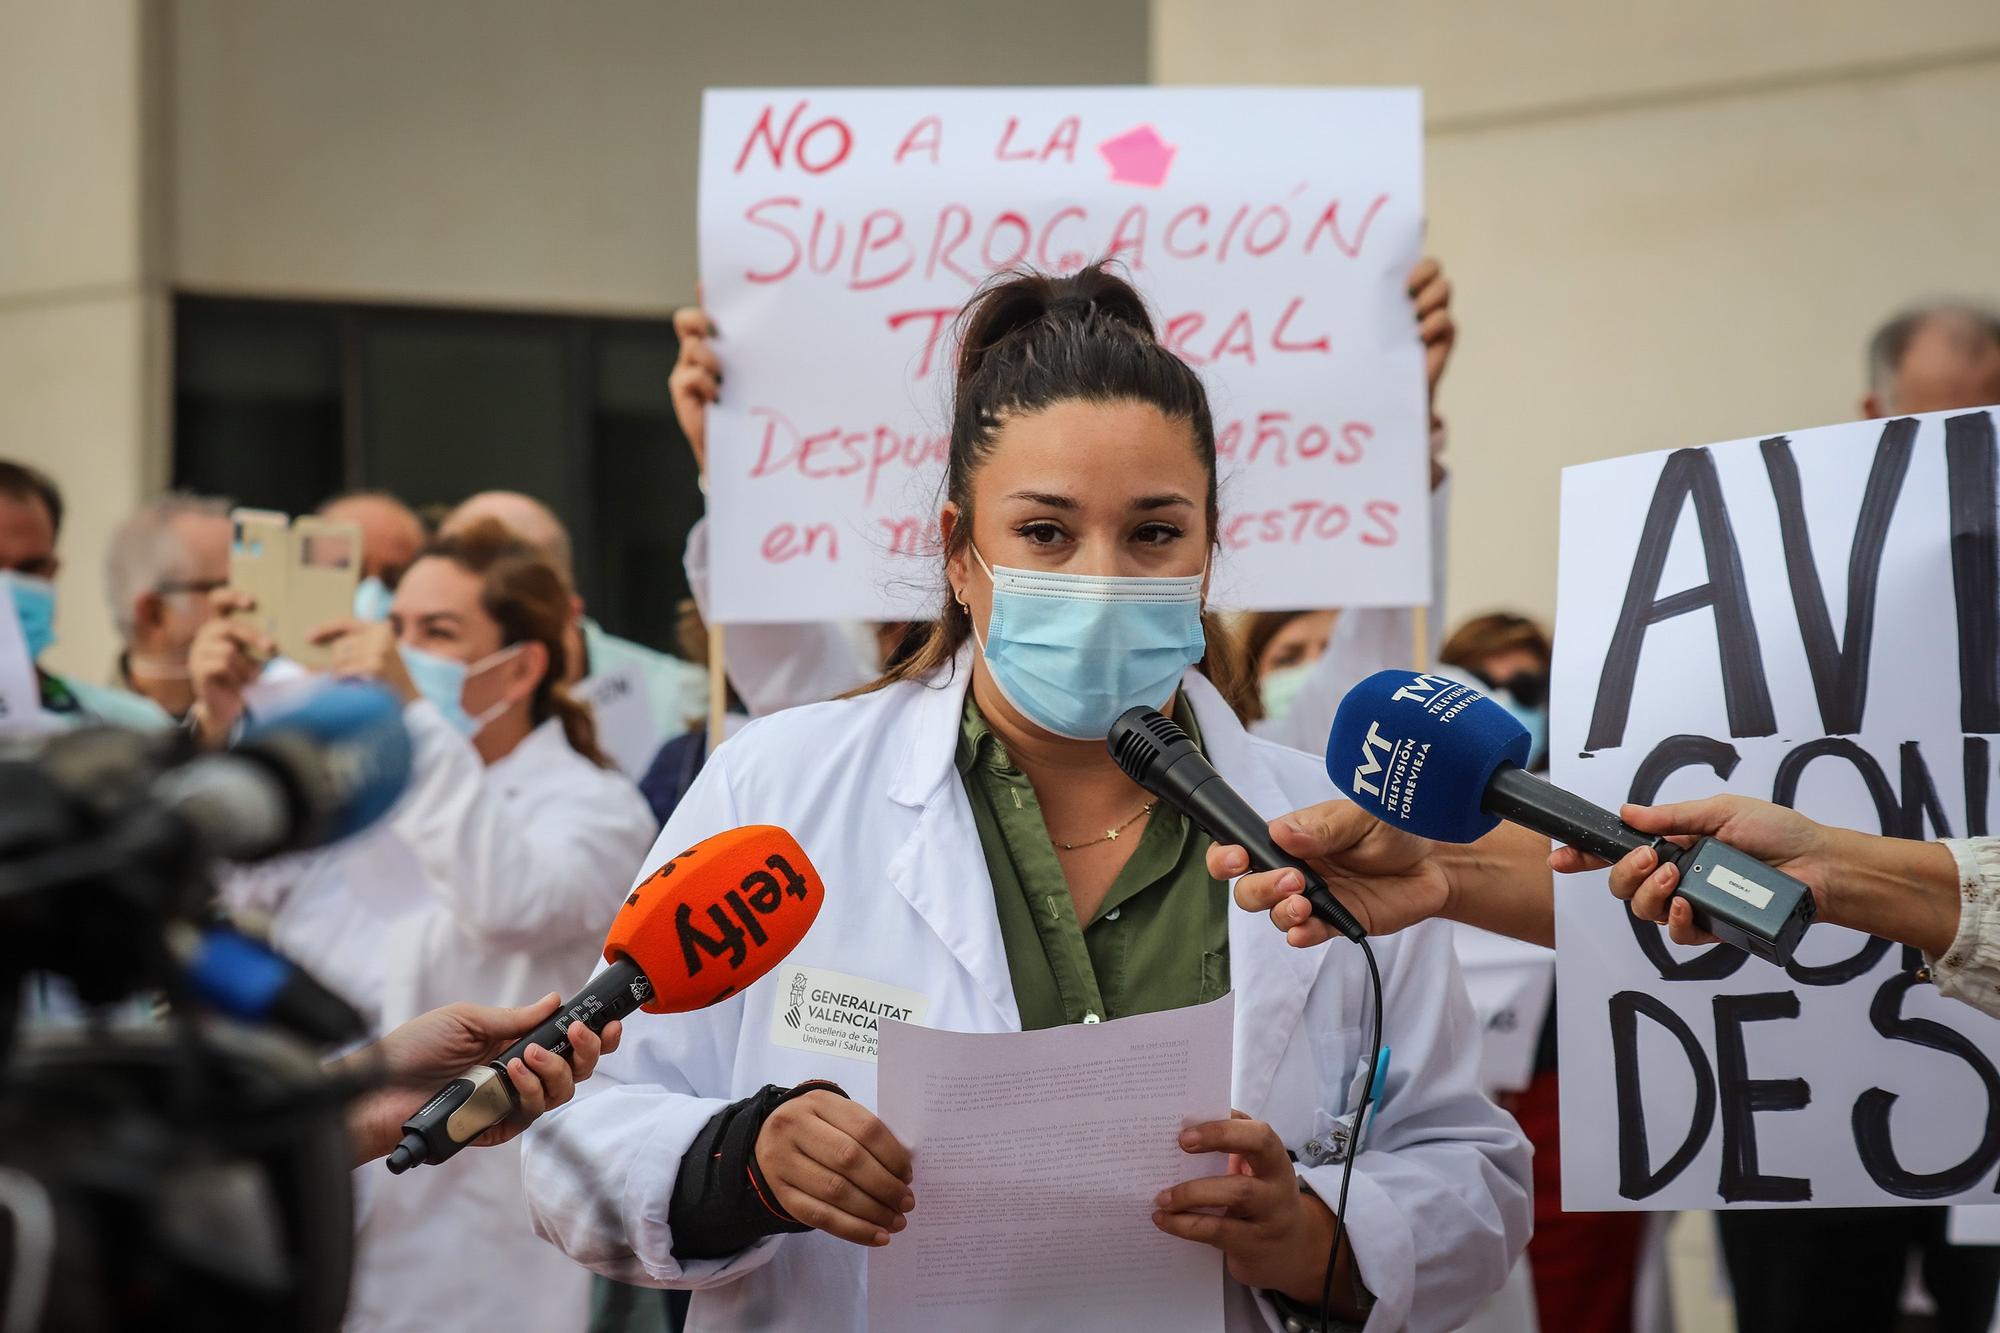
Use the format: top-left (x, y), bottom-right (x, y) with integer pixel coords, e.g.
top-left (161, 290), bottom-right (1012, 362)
top-left (1326, 669), bottom-right (1532, 844)
top-left (243, 681), bottom-right (414, 841)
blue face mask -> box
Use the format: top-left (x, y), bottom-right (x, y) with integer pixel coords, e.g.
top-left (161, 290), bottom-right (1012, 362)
top-left (353, 575), bottom-right (394, 623)
top-left (970, 546), bottom-right (1206, 741)
top-left (398, 643), bottom-right (524, 737)
top-left (1258, 660), bottom-right (1316, 723)
top-left (1493, 692), bottom-right (1550, 772)
top-left (1, 572), bottom-right (56, 663)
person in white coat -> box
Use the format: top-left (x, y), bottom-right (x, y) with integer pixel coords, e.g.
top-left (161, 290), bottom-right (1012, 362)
top-left (200, 519), bottom-right (657, 1333)
top-left (666, 260), bottom-right (1457, 724)
top-left (525, 265), bottom-right (1529, 1332)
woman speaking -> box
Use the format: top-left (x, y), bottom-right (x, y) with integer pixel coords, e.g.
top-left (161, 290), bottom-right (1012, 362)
top-left (525, 266), bottom-right (1529, 1331)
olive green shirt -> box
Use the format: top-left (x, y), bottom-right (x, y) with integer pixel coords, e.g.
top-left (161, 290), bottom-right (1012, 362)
top-left (957, 694), bottom-right (1230, 1031)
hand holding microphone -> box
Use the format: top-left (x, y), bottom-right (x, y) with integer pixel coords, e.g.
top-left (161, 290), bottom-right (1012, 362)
top-left (343, 995), bottom-right (622, 1166)
top-left (1107, 707), bottom-right (1369, 942)
top-left (1324, 670), bottom-right (1815, 964)
top-left (386, 825), bottom-right (824, 1173)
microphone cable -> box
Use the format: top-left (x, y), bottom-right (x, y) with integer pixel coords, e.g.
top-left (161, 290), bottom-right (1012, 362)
top-left (1319, 935), bottom-right (1382, 1333)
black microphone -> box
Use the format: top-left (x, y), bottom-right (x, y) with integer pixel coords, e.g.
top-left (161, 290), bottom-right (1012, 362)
top-left (1329, 669), bottom-right (1817, 965)
top-left (388, 957), bottom-right (653, 1174)
top-left (173, 923), bottom-right (366, 1045)
top-left (1107, 706), bottom-right (1367, 942)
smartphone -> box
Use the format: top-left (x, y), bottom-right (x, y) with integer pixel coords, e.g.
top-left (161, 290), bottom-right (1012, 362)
top-left (287, 516), bottom-right (362, 669)
top-left (228, 508), bottom-right (291, 659)
top-left (227, 509), bottom-right (364, 668)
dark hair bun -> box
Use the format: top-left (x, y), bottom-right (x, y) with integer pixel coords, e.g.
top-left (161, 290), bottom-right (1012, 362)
top-left (954, 261), bottom-right (1158, 391)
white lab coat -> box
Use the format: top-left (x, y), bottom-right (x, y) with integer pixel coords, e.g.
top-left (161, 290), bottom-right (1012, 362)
top-left (1251, 480), bottom-right (1450, 754)
top-left (223, 699), bottom-right (658, 1333)
top-left (682, 516), bottom-right (880, 716)
top-left (523, 652), bottom-right (1530, 1332)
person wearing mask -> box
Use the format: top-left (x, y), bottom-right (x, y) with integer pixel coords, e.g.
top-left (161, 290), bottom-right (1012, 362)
top-left (102, 492), bottom-right (233, 720)
top-left (1436, 614), bottom-right (1550, 775)
top-left (1435, 610), bottom-right (1639, 1333)
top-left (440, 490), bottom-right (708, 751)
top-left (525, 265), bottom-right (1529, 1333)
top-left (199, 519), bottom-right (657, 1333)
top-left (669, 260), bottom-right (1459, 726)
top-left (1245, 606), bottom-right (1565, 1332)
top-left (320, 489), bottom-right (430, 621)
top-left (0, 459), bottom-right (169, 729)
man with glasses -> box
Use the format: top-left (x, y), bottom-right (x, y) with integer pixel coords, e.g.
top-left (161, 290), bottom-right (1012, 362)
top-left (0, 460), bottom-right (168, 729)
top-left (103, 492), bottom-right (235, 722)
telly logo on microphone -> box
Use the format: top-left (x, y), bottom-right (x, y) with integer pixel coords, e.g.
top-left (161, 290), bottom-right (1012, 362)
top-left (674, 853), bottom-right (814, 977)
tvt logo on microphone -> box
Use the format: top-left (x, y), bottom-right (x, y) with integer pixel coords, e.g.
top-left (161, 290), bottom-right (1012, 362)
top-left (1348, 671), bottom-right (1477, 822)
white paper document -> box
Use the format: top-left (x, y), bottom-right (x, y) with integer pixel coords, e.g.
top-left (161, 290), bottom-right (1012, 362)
top-left (868, 995), bottom-right (1233, 1333)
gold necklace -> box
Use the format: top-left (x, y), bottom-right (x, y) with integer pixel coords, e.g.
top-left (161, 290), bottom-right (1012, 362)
top-left (1055, 801), bottom-right (1157, 852)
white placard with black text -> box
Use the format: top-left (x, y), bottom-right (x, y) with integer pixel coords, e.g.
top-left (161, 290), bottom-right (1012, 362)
top-left (1554, 406), bottom-right (2000, 1210)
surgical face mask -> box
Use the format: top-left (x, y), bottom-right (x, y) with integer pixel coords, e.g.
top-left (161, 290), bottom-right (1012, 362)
top-left (1259, 660), bottom-right (1315, 723)
top-left (398, 642), bottom-right (525, 738)
top-left (1476, 667), bottom-right (1549, 771)
top-left (1492, 692), bottom-right (1549, 772)
top-left (1, 571), bottom-right (56, 663)
top-left (968, 546), bottom-right (1206, 741)
top-left (353, 575), bottom-right (394, 623)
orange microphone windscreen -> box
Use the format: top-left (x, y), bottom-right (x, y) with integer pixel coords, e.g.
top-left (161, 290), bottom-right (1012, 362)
top-left (604, 825), bottom-right (825, 1014)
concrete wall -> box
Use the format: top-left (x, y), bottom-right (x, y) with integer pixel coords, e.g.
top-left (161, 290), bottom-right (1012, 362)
top-left (172, 0), bottom-right (1150, 314)
top-left (10, 0), bottom-right (1994, 672)
top-left (0, 0), bottom-right (167, 682)
top-left (1154, 0), bottom-right (2000, 630)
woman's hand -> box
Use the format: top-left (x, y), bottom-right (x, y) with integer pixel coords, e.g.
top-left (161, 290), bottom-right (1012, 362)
top-left (1154, 1112), bottom-right (1352, 1310)
top-left (1551, 794), bottom-right (1964, 957)
top-left (1407, 256), bottom-right (1454, 402)
top-left (670, 304), bottom-right (722, 477)
top-left (187, 588), bottom-right (272, 744)
top-left (1212, 802), bottom-right (1452, 945)
top-left (342, 992), bottom-right (622, 1165)
top-left (310, 618), bottom-right (417, 702)
top-left (753, 1089), bottom-right (915, 1247)
top-left (1550, 795), bottom-right (1837, 947)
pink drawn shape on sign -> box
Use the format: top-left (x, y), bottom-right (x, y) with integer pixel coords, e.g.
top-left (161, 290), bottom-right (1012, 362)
top-left (1097, 124), bottom-right (1177, 188)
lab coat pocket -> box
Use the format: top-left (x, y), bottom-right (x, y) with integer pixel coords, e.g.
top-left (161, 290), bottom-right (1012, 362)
top-left (1311, 1024), bottom-right (1368, 1113)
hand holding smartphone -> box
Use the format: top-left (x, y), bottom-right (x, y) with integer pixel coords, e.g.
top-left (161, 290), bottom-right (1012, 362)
top-left (228, 509), bottom-right (363, 669)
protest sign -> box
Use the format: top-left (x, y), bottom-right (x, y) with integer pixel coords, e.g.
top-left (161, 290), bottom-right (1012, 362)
top-left (1553, 406), bottom-right (2000, 1209)
top-left (574, 663), bottom-right (663, 782)
top-left (697, 88), bottom-right (1427, 622)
